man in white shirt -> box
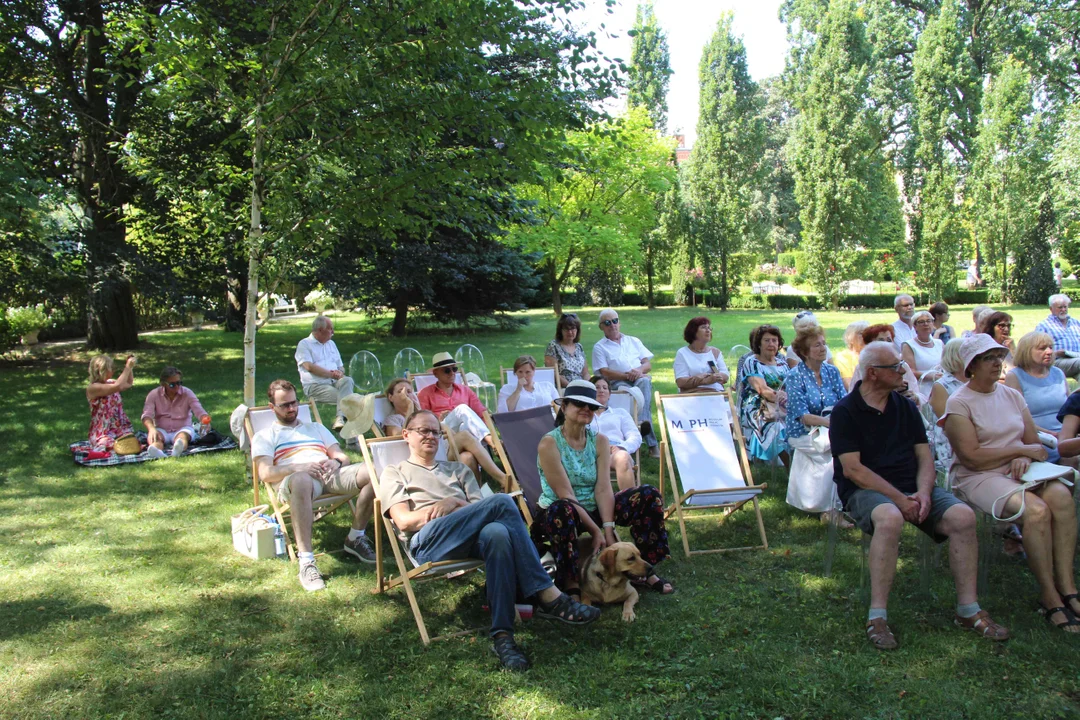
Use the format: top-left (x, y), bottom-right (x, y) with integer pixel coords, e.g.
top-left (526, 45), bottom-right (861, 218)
top-left (295, 316), bottom-right (353, 431)
top-left (891, 295), bottom-right (916, 349)
top-left (253, 379), bottom-right (376, 591)
top-left (592, 309), bottom-right (659, 457)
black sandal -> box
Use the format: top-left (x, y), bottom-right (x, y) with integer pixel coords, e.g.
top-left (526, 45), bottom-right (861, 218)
top-left (492, 633), bottom-right (530, 671)
top-left (1038, 603), bottom-right (1080, 633)
top-left (535, 592), bottom-right (600, 625)
top-left (1061, 593), bottom-right (1080, 617)
top-left (633, 574), bottom-right (675, 594)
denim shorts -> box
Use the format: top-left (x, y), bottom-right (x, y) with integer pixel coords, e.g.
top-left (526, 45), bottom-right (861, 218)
top-left (846, 486), bottom-right (966, 543)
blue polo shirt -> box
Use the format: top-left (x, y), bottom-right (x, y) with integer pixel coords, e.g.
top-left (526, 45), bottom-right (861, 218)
top-left (829, 381), bottom-right (926, 505)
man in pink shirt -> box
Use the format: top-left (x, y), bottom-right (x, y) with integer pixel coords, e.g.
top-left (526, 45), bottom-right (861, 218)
top-left (142, 366), bottom-right (210, 458)
top-left (416, 351), bottom-right (499, 479)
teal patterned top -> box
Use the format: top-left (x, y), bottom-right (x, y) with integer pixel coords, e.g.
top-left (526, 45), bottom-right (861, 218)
top-left (537, 427), bottom-right (598, 511)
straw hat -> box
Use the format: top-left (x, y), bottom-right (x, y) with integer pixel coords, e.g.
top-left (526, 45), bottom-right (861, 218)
top-left (959, 334), bottom-right (1008, 376)
top-left (554, 379), bottom-right (606, 409)
top-left (339, 393), bottom-right (377, 439)
top-left (429, 351), bottom-right (457, 372)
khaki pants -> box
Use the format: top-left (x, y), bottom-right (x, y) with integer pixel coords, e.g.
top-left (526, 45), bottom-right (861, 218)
top-left (303, 377), bottom-right (355, 418)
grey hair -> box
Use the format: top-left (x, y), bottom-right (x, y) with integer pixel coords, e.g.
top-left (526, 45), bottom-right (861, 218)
top-left (843, 321), bottom-right (869, 349)
top-left (939, 338), bottom-right (964, 375)
top-left (598, 308), bottom-right (618, 322)
top-left (893, 294), bottom-right (913, 309)
top-left (1049, 293), bottom-right (1071, 307)
top-left (792, 312), bottom-right (818, 331)
top-left (858, 341), bottom-right (899, 377)
top-left (911, 310), bottom-right (934, 324)
top-left (312, 315), bottom-right (333, 331)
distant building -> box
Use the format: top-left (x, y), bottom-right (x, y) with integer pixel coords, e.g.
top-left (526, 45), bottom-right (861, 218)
top-left (672, 134), bottom-right (691, 164)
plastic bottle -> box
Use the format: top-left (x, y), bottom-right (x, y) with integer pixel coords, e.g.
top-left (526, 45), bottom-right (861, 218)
top-left (199, 415), bottom-right (211, 439)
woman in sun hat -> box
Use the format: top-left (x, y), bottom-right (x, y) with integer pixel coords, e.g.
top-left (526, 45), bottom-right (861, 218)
top-left (530, 379), bottom-right (674, 598)
top-left (942, 334), bottom-right (1080, 633)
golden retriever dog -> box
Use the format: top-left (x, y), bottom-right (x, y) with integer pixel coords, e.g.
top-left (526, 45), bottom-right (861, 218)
top-left (578, 542), bottom-right (652, 622)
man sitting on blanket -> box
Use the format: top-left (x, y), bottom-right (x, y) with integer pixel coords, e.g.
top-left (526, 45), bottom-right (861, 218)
top-left (252, 379), bottom-right (377, 592)
top-left (829, 342), bottom-right (1009, 650)
top-left (381, 409), bottom-right (600, 671)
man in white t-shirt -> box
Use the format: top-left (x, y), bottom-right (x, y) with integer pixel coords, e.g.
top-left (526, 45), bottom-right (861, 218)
top-left (891, 295), bottom-right (916, 349)
top-left (592, 309), bottom-right (658, 456)
top-left (252, 379), bottom-right (376, 591)
top-left (295, 316), bottom-right (353, 431)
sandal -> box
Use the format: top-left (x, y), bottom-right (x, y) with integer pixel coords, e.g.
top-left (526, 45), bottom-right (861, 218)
top-left (954, 610), bottom-right (1010, 641)
top-left (866, 618), bottom-right (898, 650)
top-left (535, 592), bottom-right (601, 625)
top-left (491, 633), bottom-right (530, 671)
top-left (1061, 593), bottom-right (1080, 617)
top-left (1038, 603), bottom-right (1080, 633)
top-left (632, 575), bottom-right (675, 594)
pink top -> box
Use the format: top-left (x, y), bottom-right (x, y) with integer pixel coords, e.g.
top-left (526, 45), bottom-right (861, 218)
top-left (88, 380), bottom-right (134, 449)
top-left (417, 382), bottom-right (486, 418)
top-left (141, 386), bottom-right (208, 432)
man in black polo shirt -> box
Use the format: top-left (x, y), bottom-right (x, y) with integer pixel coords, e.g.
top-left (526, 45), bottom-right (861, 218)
top-left (830, 342), bottom-right (1008, 649)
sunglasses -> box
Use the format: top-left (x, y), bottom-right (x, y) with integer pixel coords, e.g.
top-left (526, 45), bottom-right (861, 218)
top-left (561, 313), bottom-right (578, 320)
top-left (165, 380), bottom-right (183, 388)
top-left (566, 399), bottom-right (596, 410)
top-left (438, 366), bottom-right (459, 374)
top-left (601, 318), bottom-right (620, 327)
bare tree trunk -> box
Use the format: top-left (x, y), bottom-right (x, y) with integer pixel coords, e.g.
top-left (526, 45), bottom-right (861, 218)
top-left (391, 290), bottom-right (409, 337)
top-left (551, 277), bottom-right (563, 316)
top-left (243, 115), bottom-right (265, 407)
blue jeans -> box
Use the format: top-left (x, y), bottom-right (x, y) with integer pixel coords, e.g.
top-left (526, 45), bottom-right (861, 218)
top-left (410, 494), bottom-right (553, 637)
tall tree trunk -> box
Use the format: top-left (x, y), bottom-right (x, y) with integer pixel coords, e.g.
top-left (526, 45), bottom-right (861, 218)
top-left (391, 290), bottom-right (409, 337)
top-left (86, 234), bottom-right (139, 350)
top-left (551, 276), bottom-right (563, 316)
top-left (646, 251), bottom-right (656, 309)
top-left (243, 115), bottom-right (265, 407)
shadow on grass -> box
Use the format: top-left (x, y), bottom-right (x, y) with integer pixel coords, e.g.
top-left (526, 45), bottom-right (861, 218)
top-left (0, 596), bottom-right (112, 641)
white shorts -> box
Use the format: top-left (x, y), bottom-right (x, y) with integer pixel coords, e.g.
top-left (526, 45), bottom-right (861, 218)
top-left (443, 406), bottom-right (489, 442)
top-left (162, 427), bottom-right (196, 445)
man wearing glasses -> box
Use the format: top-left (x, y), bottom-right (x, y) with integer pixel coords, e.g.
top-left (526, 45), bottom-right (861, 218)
top-left (141, 365), bottom-right (210, 458)
top-left (1035, 294), bottom-right (1080, 379)
top-left (252, 379), bottom-right (377, 591)
top-left (295, 316), bottom-right (353, 431)
top-left (829, 342), bottom-right (1003, 649)
top-left (592, 309), bottom-right (659, 457)
top-left (381, 409), bottom-right (599, 670)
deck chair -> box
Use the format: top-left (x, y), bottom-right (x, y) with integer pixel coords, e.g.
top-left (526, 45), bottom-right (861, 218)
top-left (605, 389), bottom-right (641, 486)
top-left (359, 435), bottom-right (488, 646)
top-left (484, 405), bottom-right (558, 524)
top-left (655, 391), bottom-right (768, 558)
top-left (368, 394), bottom-right (395, 438)
top-left (244, 401), bottom-right (356, 562)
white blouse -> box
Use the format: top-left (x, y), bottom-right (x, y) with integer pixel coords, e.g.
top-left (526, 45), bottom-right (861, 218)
top-left (588, 407), bottom-right (642, 454)
top-left (497, 381), bottom-right (560, 413)
top-left (673, 346), bottom-right (729, 392)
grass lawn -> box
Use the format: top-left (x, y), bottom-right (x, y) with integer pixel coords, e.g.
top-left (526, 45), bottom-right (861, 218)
top-left (2, 303), bottom-right (1079, 719)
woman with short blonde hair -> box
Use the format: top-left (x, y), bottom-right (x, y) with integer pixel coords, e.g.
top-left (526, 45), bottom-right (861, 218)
top-left (498, 354), bottom-right (559, 413)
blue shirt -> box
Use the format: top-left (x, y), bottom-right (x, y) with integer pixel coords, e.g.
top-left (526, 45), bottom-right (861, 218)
top-left (1036, 313), bottom-right (1080, 354)
top-left (785, 362), bottom-right (846, 440)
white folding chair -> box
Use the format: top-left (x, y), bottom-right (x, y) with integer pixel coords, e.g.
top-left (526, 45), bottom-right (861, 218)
top-left (656, 391), bottom-right (768, 558)
top-left (501, 366), bottom-right (558, 389)
top-left (359, 435), bottom-right (489, 645)
top-left (409, 371), bottom-right (465, 392)
top-left (605, 389), bottom-right (641, 486)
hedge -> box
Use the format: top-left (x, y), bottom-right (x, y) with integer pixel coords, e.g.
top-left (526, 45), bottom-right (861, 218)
top-left (548, 288), bottom-right (990, 311)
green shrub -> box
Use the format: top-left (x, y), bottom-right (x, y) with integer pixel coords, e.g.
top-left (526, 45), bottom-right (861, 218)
top-left (5, 305), bottom-right (49, 336)
top-left (793, 251), bottom-right (808, 276)
top-left (777, 252), bottom-right (796, 269)
top-left (0, 306), bottom-right (16, 352)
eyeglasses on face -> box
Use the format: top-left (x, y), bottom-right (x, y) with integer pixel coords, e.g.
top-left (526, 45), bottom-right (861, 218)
top-left (601, 318), bottom-right (619, 327)
top-left (996, 322), bottom-right (1012, 329)
top-left (871, 360), bottom-right (907, 372)
top-left (165, 380), bottom-right (183, 388)
top-left (274, 400), bottom-right (299, 409)
top-left (406, 427), bottom-right (444, 438)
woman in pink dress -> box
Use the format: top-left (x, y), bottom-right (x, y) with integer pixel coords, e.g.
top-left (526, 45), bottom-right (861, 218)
top-left (86, 354), bottom-right (136, 451)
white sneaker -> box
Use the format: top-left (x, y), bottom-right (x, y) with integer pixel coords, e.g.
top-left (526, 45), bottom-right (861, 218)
top-left (298, 562), bottom-right (325, 592)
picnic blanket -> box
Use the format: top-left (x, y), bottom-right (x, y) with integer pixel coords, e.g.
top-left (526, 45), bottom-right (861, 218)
top-left (70, 431), bottom-right (237, 467)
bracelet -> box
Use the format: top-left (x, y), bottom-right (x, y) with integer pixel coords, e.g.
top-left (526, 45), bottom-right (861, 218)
top-left (602, 521), bottom-right (616, 528)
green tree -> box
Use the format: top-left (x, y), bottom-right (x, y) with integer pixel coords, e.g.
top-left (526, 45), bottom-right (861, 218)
top-left (627, 2), bottom-right (672, 134)
top-left (686, 13), bottom-right (767, 310)
top-left (507, 106), bottom-right (675, 316)
top-left (2, 1), bottom-right (168, 349)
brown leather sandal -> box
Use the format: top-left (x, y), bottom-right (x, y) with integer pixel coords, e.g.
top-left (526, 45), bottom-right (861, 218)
top-left (954, 610), bottom-right (1010, 641)
top-left (866, 618), bottom-right (898, 650)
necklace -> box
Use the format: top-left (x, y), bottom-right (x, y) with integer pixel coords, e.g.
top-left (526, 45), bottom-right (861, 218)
top-left (915, 336), bottom-right (935, 347)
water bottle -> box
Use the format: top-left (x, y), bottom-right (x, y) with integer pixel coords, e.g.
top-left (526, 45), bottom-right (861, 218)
top-left (272, 522), bottom-right (287, 558)
top-left (198, 415), bottom-right (211, 439)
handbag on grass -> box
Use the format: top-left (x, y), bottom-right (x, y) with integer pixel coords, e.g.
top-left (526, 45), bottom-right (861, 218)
top-left (991, 462), bottom-right (1076, 523)
top-left (114, 433), bottom-right (142, 456)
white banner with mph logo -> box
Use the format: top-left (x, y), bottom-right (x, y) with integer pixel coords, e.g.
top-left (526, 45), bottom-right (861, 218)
top-left (664, 395), bottom-right (757, 506)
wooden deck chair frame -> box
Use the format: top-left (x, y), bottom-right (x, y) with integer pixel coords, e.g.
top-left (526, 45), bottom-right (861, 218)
top-left (359, 434), bottom-right (488, 646)
top-left (605, 389), bottom-right (641, 487)
top-left (244, 400), bottom-right (355, 562)
top-left (655, 391), bottom-right (769, 558)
